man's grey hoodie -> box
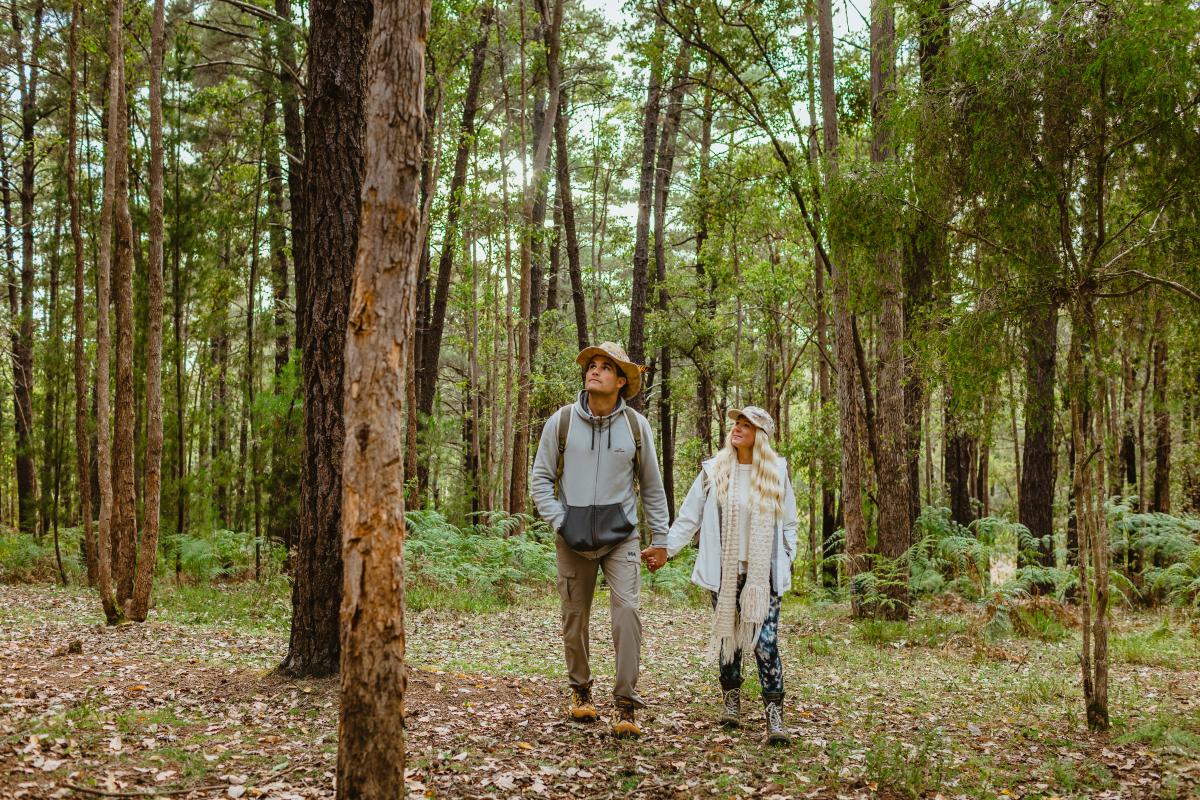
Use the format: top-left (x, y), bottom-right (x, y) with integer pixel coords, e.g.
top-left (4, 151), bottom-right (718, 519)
top-left (530, 391), bottom-right (669, 558)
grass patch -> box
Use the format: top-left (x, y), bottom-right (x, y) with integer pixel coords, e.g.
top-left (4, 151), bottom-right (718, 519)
top-left (1111, 618), bottom-right (1199, 670)
top-left (862, 732), bottom-right (946, 799)
top-left (1116, 711), bottom-right (1200, 751)
top-left (152, 579), bottom-right (291, 632)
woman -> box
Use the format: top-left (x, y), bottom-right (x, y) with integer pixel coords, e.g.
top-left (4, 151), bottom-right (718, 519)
top-left (644, 406), bottom-right (797, 744)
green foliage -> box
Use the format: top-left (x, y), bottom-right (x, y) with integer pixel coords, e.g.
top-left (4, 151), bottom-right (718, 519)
top-left (162, 529), bottom-right (284, 583)
top-left (1108, 498), bottom-right (1200, 609)
top-left (0, 527), bottom-right (86, 583)
top-left (404, 510), bottom-right (556, 605)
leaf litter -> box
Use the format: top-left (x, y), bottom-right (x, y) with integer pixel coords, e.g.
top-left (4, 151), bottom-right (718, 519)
top-left (1, 584), bottom-right (1197, 798)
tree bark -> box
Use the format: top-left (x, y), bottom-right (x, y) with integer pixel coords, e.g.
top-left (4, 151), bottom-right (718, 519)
top-left (282, 0), bottom-right (372, 679)
top-left (1150, 306), bottom-right (1170, 513)
top-left (9, 0), bottom-right (44, 537)
top-left (93, 0), bottom-right (125, 625)
top-left (129, 0), bottom-right (166, 622)
top-left (111, 27), bottom-right (138, 608)
top-left (275, 0), bottom-right (306, 350)
top-left (68, 0), bottom-right (97, 585)
top-left (509, 0), bottom-right (564, 514)
top-left (1018, 300), bottom-right (1058, 567)
top-left (906, 0), bottom-right (949, 526)
top-left (693, 82), bottom-right (715, 455)
top-left (818, 0), bottom-right (868, 601)
top-left (336, 0), bottom-right (428, 790)
top-left (554, 92), bottom-right (587, 352)
top-left (870, 0), bottom-right (911, 619)
top-left (652, 46), bottom-right (690, 516)
top-left (626, 23), bottom-right (664, 407)
top-left (415, 5), bottom-right (492, 421)
top-left (265, 84), bottom-right (290, 378)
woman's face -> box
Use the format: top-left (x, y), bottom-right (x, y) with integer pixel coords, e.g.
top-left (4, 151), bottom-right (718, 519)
top-left (730, 416), bottom-right (757, 450)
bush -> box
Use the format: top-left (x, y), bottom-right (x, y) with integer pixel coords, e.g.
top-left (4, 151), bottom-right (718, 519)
top-left (404, 509), bottom-right (556, 603)
top-left (161, 529), bottom-right (286, 582)
top-left (0, 527), bottom-right (86, 583)
top-left (1108, 499), bottom-right (1200, 609)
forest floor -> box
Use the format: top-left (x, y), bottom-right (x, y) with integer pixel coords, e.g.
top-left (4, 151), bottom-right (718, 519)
top-left (1, 583), bottom-right (1198, 800)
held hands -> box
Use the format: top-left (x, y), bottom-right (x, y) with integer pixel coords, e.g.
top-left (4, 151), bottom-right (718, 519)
top-left (640, 546), bottom-right (668, 572)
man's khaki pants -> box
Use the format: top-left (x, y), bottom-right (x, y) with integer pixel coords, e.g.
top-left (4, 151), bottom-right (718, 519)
top-left (555, 534), bottom-right (644, 709)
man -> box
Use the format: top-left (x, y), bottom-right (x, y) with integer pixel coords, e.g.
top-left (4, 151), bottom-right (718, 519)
top-left (530, 342), bottom-right (669, 739)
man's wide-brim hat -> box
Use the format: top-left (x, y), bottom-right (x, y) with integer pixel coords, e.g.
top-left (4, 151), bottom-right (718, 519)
top-left (576, 342), bottom-right (643, 399)
top-left (728, 405), bottom-right (776, 438)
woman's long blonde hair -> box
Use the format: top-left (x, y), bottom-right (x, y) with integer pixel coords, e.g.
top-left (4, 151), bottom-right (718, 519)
top-left (710, 424), bottom-right (783, 517)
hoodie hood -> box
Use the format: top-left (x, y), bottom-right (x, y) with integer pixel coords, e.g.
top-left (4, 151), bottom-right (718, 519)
top-left (574, 390), bottom-right (628, 453)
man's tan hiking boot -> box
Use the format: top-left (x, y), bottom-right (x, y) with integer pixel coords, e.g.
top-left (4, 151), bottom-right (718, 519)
top-left (612, 706), bottom-right (641, 739)
top-left (569, 687), bottom-right (598, 722)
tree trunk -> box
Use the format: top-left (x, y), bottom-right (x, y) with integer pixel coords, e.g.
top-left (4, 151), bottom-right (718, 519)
top-left (652, 46), bottom-right (690, 517)
top-left (416, 6), bottom-right (492, 424)
top-left (694, 82), bottom-right (715, 456)
top-left (818, 0), bottom-right (868, 602)
top-left (336, 0), bottom-right (427, 790)
top-left (111, 32), bottom-right (138, 608)
top-left (93, 0), bottom-right (125, 625)
top-left (68, 0), bottom-right (97, 585)
top-left (1150, 306), bottom-right (1170, 513)
top-left (1070, 296), bottom-right (1109, 731)
top-left (509, 0), bottom-right (563, 514)
top-left (128, 0), bottom-right (166, 622)
top-left (870, 0), bottom-right (911, 619)
top-left (282, 0), bottom-right (371, 679)
top-left (944, 407), bottom-right (975, 526)
top-left (10, 0), bottom-right (44, 538)
top-left (626, 23), bottom-right (664, 407)
top-left (906, 0), bottom-right (949, 526)
top-left (554, 93), bottom-right (587, 352)
top-left (1019, 301), bottom-right (1058, 567)
top-left (275, 0), bottom-right (306, 350)
top-left (265, 85), bottom-right (290, 378)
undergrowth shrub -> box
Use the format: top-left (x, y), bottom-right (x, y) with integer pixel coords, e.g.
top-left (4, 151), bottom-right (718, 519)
top-left (1108, 498), bottom-right (1200, 609)
top-left (161, 530), bottom-right (286, 582)
top-left (0, 527), bottom-right (86, 583)
top-left (405, 510), bottom-right (556, 603)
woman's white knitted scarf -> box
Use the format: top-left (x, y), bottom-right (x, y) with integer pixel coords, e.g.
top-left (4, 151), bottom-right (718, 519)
top-left (709, 465), bottom-right (774, 665)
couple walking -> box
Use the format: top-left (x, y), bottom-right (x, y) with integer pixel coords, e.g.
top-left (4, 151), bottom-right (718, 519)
top-left (530, 342), bottom-right (798, 744)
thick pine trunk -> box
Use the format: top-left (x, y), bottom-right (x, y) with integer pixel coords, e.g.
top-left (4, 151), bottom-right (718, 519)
top-left (1150, 307), bottom-right (1170, 512)
top-left (693, 82), bottom-right (715, 455)
top-left (1019, 301), bottom-right (1058, 567)
top-left (10, 1), bottom-right (43, 538)
top-left (283, 0), bottom-right (371, 679)
top-left (336, 0), bottom-right (427, 790)
top-left (129, 0), bottom-right (166, 621)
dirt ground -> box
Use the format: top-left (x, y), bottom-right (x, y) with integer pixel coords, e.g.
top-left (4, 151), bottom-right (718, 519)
top-left (2, 584), bottom-right (1198, 799)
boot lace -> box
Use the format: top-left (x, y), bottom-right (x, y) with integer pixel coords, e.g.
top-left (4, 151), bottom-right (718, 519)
top-left (723, 689), bottom-right (740, 718)
top-left (766, 702), bottom-right (786, 733)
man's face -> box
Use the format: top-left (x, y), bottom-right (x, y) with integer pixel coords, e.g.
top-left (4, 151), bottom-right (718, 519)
top-left (584, 356), bottom-right (626, 397)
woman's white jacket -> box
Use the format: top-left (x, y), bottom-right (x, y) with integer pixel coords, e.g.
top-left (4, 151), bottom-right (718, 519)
top-left (664, 456), bottom-right (799, 596)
